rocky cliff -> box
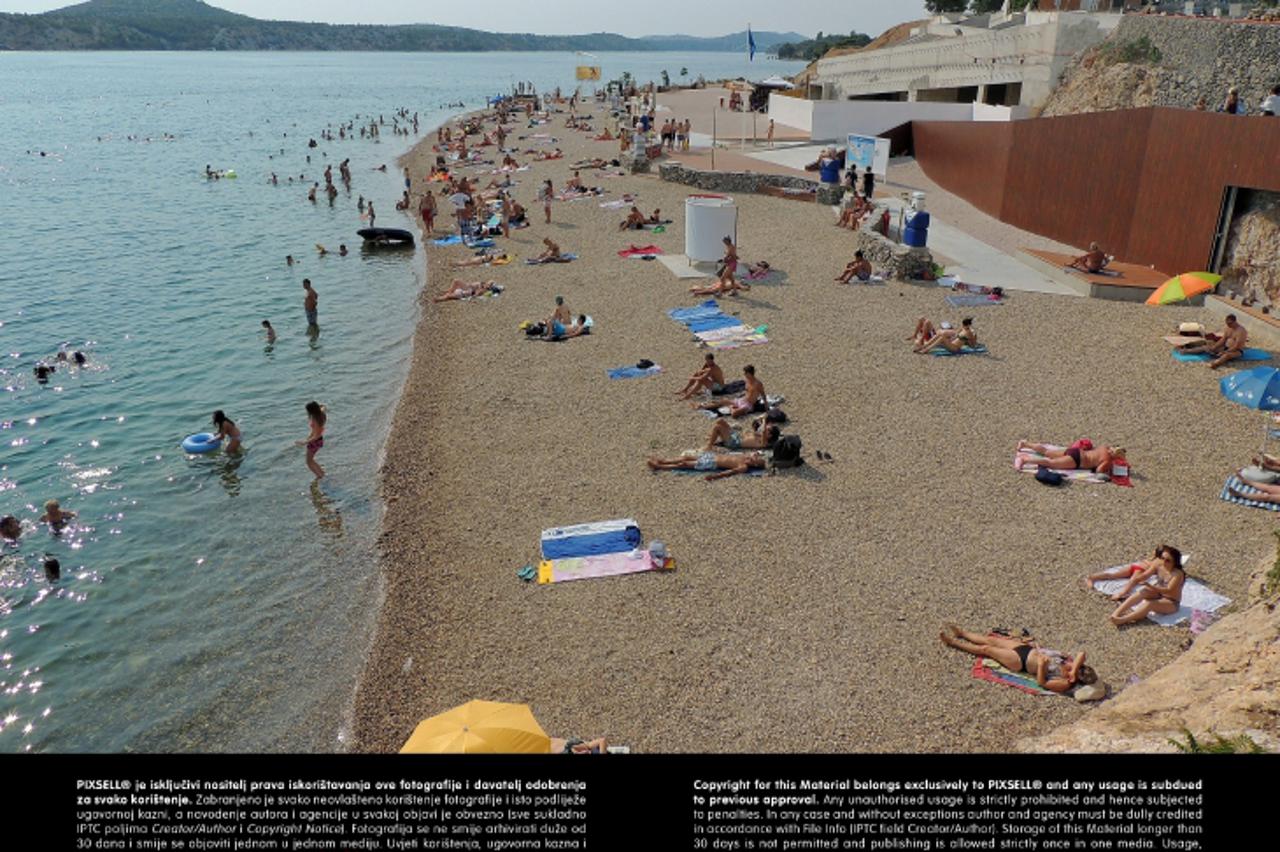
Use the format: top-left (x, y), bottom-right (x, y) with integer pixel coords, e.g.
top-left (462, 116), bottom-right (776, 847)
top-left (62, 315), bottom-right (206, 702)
top-left (1042, 14), bottom-right (1280, 117)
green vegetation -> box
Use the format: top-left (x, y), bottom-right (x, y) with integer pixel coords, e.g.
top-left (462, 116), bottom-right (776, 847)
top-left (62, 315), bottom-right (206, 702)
top-left (0, 0), bottom-right (805, 52)
top-left (1168, 729), bottom-right (1265, 754)
top-left (1097, 35), bottom-right (1163, 66)
top-left (775, 30), bottom-right (873, 61)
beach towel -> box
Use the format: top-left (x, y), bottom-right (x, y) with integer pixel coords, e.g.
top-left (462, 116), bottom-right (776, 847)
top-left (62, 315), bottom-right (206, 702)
top-left (541, 518), bottom-right (641, 560)
top-left (930, 345), bottom-right (988, 357)
top-left (525, 253), bottom-right (578, 265)
top-left (946, 294), bottom-right (1003, 308)
top-left (1220, 474), bottom-right (1280, 511)
top-left (618, 245), bottom-right (663, 258)
top-left (607, 365), bottom-right (662, 380)
top-left (1171, 347), bottom-right (1270, 363)
top-left (1163, 334), bottom-right (1206, 347)
top-left (1013, 447), bottom-right (1111, 484)
top-left (599, 199), bottom-right (634, 210)
top-left (466, 238), bottom-right (496, 249)
top-left (699, 328), bottom-right (770, 350)
top-left (970, 657), bottom-right (1058, 697)
top-left (686, 315), bottom-right (744, 334)
top-left (537, 550), bottom-right (665, 584)
top-left (1088, 569), bottom-right (1229, 628)
top-left (432, 235), bottom-right (464, 246)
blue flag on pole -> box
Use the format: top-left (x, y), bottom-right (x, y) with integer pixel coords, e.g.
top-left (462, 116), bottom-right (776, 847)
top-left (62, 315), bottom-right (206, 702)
top-left (748, 26), bottom-right (756, 61)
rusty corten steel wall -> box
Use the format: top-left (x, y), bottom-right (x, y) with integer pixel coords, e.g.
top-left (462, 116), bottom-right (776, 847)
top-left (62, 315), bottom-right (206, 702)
top-left (913, 107), bottom-right (1280, 275)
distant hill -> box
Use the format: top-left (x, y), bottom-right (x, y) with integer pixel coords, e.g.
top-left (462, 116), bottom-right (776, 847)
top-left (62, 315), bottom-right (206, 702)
top-left (0, 0), bottom-right (806, 53)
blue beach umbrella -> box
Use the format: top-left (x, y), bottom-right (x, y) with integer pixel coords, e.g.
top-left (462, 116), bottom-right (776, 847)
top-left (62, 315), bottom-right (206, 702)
top-left (1219, 367), bottom-right (1280, 452)
top-left (1219, 367), bottom-right (1280, 410)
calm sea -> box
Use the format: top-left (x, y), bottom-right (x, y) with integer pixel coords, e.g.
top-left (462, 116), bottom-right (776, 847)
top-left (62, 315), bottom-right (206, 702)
top-left (0, 50), bottom-right (805, 752)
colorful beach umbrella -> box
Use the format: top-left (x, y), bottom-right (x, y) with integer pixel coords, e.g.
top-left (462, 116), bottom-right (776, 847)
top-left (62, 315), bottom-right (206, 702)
top-left (401, 700), bottom-right (550, 754)
top-left (1146, 272), bottom-right (1221, 306)
top-left (1219, 367), bottom-right (1280, 411)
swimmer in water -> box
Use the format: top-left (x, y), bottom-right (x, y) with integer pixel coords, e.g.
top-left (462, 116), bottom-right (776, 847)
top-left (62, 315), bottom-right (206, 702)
top-left (44, 556), bottom-right (60, 582)
top-left (73, 351), bottom-right (87, 366)
top-left (212, 410), bottom-right (243, 453)
top-left (286, 255), bottom-right (295, 266)
top-left (338, 245), bottom-right (348, 257)
top-left (40, 499), bottom-right (76, 532)
top-left (34, 364), bottom-right (55, 384)
top-left (0, 515), bottom-right (20, 541)
top-left (262, 320), bottom-right (276, 343)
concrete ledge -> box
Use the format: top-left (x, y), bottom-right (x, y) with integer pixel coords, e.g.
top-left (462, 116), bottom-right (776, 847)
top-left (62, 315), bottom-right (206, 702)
top-left (1207, 295), bottom-right (1280, 350)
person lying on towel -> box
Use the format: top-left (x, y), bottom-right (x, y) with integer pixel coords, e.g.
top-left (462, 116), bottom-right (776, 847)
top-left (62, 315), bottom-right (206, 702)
top-left (1229, 468), bottom-right (1280, 506)
top-left (1069, 242), bottom-right (1110, 273)
top-left (1016, 440), bottom-right (1121, 474)
top-left (1179, 314), bottom-right (1248, 370)
top-left (940, 624), bottom-right (1095, 695)
top-left (704, 417), bottom-right (780, 452)
top-left (1081, 544), bottom-right (1186, 627)
top-left (691, 365), bottom-right (765, 415)
top-left (914, 317), bottom-right (978, 354)
top-left (647, 450), bottom-right (767, 481)
top-left (433, 280), bottom-right (500, 302)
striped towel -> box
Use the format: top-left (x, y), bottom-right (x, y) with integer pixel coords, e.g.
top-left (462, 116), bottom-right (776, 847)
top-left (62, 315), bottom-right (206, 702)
top-left (1220, 475), bottom-right (1280, 511)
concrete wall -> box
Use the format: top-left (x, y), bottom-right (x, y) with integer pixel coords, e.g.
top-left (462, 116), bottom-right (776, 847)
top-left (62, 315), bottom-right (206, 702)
top-left (814, 12), bottom-right (1119, 108)
top-left (769, 95), bottom-right (1029, 141)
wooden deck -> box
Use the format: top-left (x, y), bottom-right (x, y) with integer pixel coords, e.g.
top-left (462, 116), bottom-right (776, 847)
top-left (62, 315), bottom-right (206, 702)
top-left (1020, 249), bottom-right (1171, 302)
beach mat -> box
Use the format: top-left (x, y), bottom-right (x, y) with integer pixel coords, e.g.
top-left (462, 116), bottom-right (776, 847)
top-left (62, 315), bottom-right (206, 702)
top-left (930, 345), bottom-right (988, 357)
top-left (432, 235), bottom-right (464, 246)
top-left (1088, 567), bottom-right (1228, 628)
top-left (607, 365), bottom-right (662, 380)
top-left (970, 657), bottom-right (1058, 697)
top-left (1171, 347), bottom-right (1270, 363)
top-left (538, 550), bottom-right (662, 584)
top-left (618, 245), bottom-right (662, 258)
top-left (525, 253), bottom-right (578, 265)
top-left (946, 294), bottom-right (1003, 308)
top-left (1220, 474), bottom-right (1280, 512)
top-left (541, 519), bottom-right (641, 560)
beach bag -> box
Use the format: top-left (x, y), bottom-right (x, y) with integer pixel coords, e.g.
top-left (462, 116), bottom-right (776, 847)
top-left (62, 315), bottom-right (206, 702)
top-left (525, 322), bottom-right (546, 336)
top-left (1035, 467), bottom-right (1065, 486)
top-left (771, 435), bottom-right (804, 468)
top-left (765, 407), bottom-right (788, 424)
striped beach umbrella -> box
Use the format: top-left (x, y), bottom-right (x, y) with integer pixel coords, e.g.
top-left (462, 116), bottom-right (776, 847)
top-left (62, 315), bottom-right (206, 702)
top-left (400, 700), bottom-right (551, 754)
top-left (1146, 272), bottom-right (1222, 306)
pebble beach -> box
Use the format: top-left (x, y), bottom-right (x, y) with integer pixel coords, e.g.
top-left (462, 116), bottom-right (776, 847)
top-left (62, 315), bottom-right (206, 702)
top-left (350, 93), bottom-right (1276, 753)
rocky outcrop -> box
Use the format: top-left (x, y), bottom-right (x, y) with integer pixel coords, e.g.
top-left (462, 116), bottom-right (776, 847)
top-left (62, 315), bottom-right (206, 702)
top-left (1042, 15), bottom-right (1280, 117)
top-left (1221, 191), bottom-right (1280, 306)
top-left (1017, 562), bottom-right (1280, 754)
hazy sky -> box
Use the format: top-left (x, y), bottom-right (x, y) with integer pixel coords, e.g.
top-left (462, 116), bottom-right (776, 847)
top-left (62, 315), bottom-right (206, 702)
top-left (3, 1), bottom-right (934, 38)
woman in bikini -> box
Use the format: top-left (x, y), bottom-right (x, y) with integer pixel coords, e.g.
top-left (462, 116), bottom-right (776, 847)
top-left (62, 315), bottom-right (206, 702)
top-left (1082, 545), bottom-right (1185, 626)
top-left (211, 410), bottom-right (242, 453)
top-left (940, 625), bottom-right (1095, 694)
top-left (434, 280), bottom-right (499, 301)
top-left (1017, 441), bottom-right (1120, 474)
top-left (297, 401), bottom-right (326, 479)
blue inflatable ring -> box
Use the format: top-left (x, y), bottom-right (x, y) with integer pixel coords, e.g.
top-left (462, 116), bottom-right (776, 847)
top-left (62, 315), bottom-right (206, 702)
top-left (182, 432), bottom-right (222, 454)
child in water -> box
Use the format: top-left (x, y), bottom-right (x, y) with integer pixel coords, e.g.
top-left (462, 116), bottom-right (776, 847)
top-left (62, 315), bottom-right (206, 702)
top-left (40, 499), bottom-right (76, 532)
top-left (297, 401), bottom-right (326, 479)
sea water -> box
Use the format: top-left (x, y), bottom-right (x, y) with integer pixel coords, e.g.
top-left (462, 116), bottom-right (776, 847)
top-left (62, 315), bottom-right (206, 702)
top-left (0, 51), bottom-right (804, 752)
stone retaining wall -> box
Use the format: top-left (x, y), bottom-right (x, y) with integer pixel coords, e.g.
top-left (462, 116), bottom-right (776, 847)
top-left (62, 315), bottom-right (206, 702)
top-left (658, 161), bottom-right (824, 197)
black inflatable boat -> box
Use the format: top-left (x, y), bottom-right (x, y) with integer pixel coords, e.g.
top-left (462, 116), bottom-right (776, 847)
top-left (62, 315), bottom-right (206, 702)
top-left (357, 227), bottom-right (415, 246)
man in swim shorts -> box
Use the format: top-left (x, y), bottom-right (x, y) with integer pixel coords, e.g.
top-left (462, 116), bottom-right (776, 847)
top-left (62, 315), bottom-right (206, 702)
top-left (303, 279), bottom-right (318, 328)
top-left (646, 451), bottom-right (768, 480)
top-left (1180, 314), bottom-right (1248, 370)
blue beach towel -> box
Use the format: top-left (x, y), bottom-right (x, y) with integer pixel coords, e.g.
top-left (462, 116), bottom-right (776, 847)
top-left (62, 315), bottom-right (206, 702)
top-left (607, 365), bottom-right (662, 380)
top-left (1220, 475), bottom-right (1280, 511)
top-left (930, 345), bottom-right (988, 357)
top-left (432, 235), bottom-right (464, 246)
top-left (1172, 348), bottom-right (1270, 363)
top-left (946, 294), bottom-right (1003, 308)
top-left (466, 238), bottom-right (496, 249)
top-left (541, 519), bottom-right (642, 560)
top-left (686, 315), bottom-right (743, 334)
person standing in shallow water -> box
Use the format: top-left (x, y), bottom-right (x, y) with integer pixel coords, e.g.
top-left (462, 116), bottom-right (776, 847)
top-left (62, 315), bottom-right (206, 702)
top-left (297, 401), bottom-right (327, 479)
top-left (303, 279), bottom-right (318, 328)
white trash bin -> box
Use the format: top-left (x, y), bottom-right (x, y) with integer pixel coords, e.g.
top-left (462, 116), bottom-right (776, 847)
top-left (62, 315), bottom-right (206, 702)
top-left (685, 195), bottom-right (738, 263)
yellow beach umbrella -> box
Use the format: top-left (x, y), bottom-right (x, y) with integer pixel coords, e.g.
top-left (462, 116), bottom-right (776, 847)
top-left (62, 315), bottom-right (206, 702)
top-left (1146, 272), bottom-right (1221, 306)
top-left (401, 700), bottom-right (550, 754)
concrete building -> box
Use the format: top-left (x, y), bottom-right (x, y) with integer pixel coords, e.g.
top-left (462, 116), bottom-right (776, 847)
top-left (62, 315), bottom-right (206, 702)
top-left (809, 6), bottom-right (1121, 109)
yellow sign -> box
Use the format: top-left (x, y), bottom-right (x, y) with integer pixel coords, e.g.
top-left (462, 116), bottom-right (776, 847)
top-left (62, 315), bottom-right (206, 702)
top-left (576, 66), bottom-right (601, 81)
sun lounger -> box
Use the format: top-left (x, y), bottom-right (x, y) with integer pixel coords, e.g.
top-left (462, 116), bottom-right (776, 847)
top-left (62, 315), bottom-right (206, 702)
top-left (1171, 347), bottom-right (1270, 363)
top-left (607, 365), bottom-right (662, 380)
top-left (1220, 474), bottom-right (1280, 511)
top-left (1088, 563), bottom-right (1229, 628)
top-left (970, 657), bottom-right (1058, 697)
top-left (930, 345), bottom-right (988, 357)
top-left (538, 550), bottom-right (666, 584)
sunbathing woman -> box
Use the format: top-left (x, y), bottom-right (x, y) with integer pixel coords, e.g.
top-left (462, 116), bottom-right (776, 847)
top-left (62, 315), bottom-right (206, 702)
top-left (939, 625), bottom-right (1095, 694)
top-left (434, 280), bottom-right (500, 302)
top-left (704, 418), bottom-right (780, 452)
top-left (451, 252), bottom-right (510, 268)
top-left (647, 451), bottom-right (768, 481)
top-left (1017, 442), bottom-right (1120, 474)
top-left (646, 209), bottom-right (664, 225)
top-left (1228, 468), bottom-right (1280, 504)
top-left (914, 318), bottom-right (977, 353)
top-left (1082, 544), bottom-right (1185, 625)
